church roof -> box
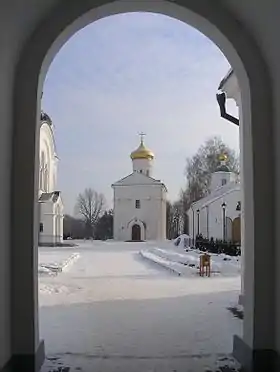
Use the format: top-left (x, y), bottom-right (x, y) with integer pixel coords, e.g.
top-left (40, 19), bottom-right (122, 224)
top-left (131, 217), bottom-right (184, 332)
top-left (218, 68), bottom-right (234, 90)
top-left (216, 164), bottom-right (230, 172)
top-left (40, 110), bottom-right (52, 126)
top-left (39, 191), bottom-right (61, 203)
top-left (112, 172), bottom-right (167, 191)
top-left (40, 110), bottom-right (59, 157)
top-left (189, 181), bottom-right (240, 211)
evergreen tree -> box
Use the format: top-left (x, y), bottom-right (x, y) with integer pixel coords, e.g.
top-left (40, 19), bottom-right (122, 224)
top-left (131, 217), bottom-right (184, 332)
top-left (95, 210), bottom-right (113, 240)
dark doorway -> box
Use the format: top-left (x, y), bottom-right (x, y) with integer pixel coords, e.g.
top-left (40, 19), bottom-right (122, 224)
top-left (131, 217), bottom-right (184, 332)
top-left (131, 224), bottom-right (141, 241)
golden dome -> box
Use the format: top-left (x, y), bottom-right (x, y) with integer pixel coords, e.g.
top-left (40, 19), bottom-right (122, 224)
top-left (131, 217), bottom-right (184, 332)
top-left (130, 139), bottom-right (154, 160)
top-left (218, 153), bottom-right (228, 162)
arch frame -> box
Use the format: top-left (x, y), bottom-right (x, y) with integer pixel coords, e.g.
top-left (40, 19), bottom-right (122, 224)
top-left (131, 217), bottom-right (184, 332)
top-left (10, 0), bottom-right (275, 370)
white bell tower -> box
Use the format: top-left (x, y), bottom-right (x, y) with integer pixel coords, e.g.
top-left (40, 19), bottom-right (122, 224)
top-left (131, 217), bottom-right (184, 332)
top-left (210, 154), bottom-right (237, 192)
top-left (130, 133), bottom-right (154, 177)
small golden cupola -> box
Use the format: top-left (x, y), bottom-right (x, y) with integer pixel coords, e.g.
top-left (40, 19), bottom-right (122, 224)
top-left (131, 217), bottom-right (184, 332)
top-left (130, 134), bottom-right (154, 160)
top-left (216, 153), bottom-right (230, 172)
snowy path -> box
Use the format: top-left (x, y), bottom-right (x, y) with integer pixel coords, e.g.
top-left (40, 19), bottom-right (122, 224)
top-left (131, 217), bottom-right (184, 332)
top-left (39, 241), bottom-right (241, 371)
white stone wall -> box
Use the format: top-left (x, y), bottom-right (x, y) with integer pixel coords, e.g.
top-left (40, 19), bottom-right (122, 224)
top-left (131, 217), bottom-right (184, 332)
top-left (113, 183), bottom-right (166, 241)
top-left (39, 122), bottom-right (56, 193)
top-left (210, 171), bottom-right (237, 192)
top-left (39, 202), bottom-right (55, 244)
top-left (221, 72), bottom-right (240, 102)
top-left (132, 158), bottom-right (153, 177)
top-left (38, 122), bottom-right (64, 244)
top-left (39, 197), bottom-right (64, 244)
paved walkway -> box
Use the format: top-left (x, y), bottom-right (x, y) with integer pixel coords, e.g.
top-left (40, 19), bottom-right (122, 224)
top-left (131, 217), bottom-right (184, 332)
top-left (39, 241), bottom-right (241, 371)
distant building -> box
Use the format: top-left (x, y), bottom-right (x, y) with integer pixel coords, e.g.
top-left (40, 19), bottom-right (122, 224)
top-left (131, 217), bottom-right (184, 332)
top-left (112, 135), bottom-right (167, 241)
top-left (187, 154), bottom-right (241, 244)
top-left (187, 68), bottom-right (242, 245)
top-left (38, 111), bottom-right (64, 245)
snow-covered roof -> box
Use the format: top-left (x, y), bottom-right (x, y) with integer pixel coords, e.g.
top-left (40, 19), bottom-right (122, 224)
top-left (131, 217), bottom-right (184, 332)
top-left (218, 68), bottom-right (234, 90)
top-left (40, 110), bottom-right (58, 157)
top-left (188, 181), bottom-right (240, 211)
top-left (216, 165), bottom-right (230, 172)
top-left (39, 191), bottom-right (61, 203)
top-left (112, 171), bottom-right (167, 192)
top-left (40, 110), bottom-right (52, 126)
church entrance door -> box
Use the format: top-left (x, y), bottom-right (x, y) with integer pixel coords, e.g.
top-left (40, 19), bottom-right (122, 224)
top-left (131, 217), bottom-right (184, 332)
top-left (232, 217), bottom-right (241, 244)
top-left (225, 217), bottom-right (233, 241)
top-left (131, 224), bottom-right (141, 241)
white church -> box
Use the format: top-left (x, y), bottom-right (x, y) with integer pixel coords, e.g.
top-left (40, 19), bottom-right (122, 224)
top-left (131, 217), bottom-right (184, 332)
top-left (112, 135), bottom-right (167, 241)
top-left (187, 154), bottom-right (241, 244)
top-left (38, 111), bottom-right (64, 245)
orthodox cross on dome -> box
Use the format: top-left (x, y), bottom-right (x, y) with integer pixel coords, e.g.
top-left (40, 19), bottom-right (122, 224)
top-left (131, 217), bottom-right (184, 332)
top-left (139, 132), bottom-right (146, 144)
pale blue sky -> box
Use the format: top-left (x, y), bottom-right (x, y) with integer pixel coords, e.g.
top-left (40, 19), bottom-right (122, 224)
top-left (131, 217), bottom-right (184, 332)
top-left (42, 12), bottom-right (239, 215)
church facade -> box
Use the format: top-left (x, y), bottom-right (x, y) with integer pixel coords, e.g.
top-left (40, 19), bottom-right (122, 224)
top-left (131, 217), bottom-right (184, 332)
top-left (187, 154), bottom-right (241, 244)
top-left (38, 111), bottom-right (64, 245)
top-left (112, 136), bottom-right (167, 241)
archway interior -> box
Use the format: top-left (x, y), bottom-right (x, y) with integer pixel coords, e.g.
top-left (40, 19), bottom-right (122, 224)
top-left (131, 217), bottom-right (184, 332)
top-left (38, 10), bottom-right (244, 371)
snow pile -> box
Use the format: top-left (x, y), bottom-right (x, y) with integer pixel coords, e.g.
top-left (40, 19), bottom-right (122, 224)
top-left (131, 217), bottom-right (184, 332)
top-left (39, 284), bottom-right (70, 294)
top-left (139, 250), bottom-right (184, 276)
top-left (140, 245), bottom-right (240, 277)
top-left (173, 234), bottom-right (192, 248)
top-left (39, 282), bottom-right (82, 295)
top-left (38, 252), bottom-right (80, 276)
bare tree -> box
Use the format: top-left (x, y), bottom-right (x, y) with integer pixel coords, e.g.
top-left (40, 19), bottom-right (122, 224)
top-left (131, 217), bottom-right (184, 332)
top-left (166, 200), bottom-right (184, 239)
top-left (184, 136), bottom-right (239, 203)
top-left (75, 188), bottom-right (105, 238)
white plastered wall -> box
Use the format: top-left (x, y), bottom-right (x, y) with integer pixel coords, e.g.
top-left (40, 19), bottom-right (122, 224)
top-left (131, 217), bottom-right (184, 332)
top-left (132, 158), bottom-right (153, 177)
top-left (113, 184), bottom-right (167, 241)
top-left (188, 185), bottom-right (240, 241)
top-left (39, 122), bottom-right (56, 193)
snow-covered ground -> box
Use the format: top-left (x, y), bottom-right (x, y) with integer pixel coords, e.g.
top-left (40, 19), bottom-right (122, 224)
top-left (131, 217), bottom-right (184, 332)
top-left (39, 240), bottom-right (242, 372)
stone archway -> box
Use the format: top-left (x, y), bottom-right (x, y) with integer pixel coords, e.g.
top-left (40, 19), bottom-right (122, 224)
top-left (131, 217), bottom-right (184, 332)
top-left (9, 1), bottom-right (274, 371)
top-left (131, 224), bottom-right (141, 241)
